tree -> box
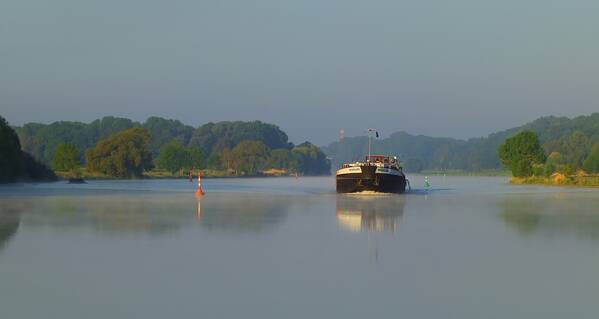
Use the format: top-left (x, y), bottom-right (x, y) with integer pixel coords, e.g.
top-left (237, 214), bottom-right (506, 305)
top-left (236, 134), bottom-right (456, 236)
top-left (0, 116), bottom-right (23, 182)
top-left (187, 147), bottom-right (205, 170)
top-left (21, 152), bottom-right (57, 181)
top-left (583, 142), bottom-right (599, 174)
top-left (291, 142), bottom-right (331, 175)
top-left (220, 148), bottom-right (234, 170)
top-left (544, 152), bottom-right (563, 176)
top-left (155, 141), bottom-right (187, 173)
top-left (155, 141), bottom-right (205, 173)
top-left (142, 117), bottom-right (194, 156)
top-left (206, 152), bottom-right (222, 170)
top-left (188, 121), bottom-right (292, 156)
top-left (16, 116), bottom-right (137, 165)
top-left (52, 143), bottom-right (80, 171)
top-left (1, 115), bottom-right (55, 182)
top-left (543, 131), bottom-right (591, 169)
top-left (231, 141), bottom-right (271, 175)
top-left (85, 128), bottom-right (152, 178)
top-left (265, 149), bottom-right (296, 170)
top-left (498, 131), bottom-right (546, 177)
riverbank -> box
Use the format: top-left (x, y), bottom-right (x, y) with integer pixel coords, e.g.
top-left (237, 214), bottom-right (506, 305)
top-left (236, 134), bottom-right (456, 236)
top-left (54, 168), bottom-right (298, 180)
top-left (511, 173), bottom-right (599, 187)
top-left (420, 169), bottom-right (510, 177)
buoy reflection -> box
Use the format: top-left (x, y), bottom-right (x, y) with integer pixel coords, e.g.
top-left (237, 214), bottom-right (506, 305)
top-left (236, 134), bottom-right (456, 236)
top-left (196, 198), bottom-right (201, 222)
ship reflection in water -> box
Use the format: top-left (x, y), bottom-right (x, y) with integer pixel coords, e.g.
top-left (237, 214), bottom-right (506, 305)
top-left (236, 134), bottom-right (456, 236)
top-left (335, 194), bottom-right (406, 233)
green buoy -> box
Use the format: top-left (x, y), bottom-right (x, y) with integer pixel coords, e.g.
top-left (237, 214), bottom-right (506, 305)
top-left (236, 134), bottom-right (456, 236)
top-left (424, 176), bottom-right (430, 190)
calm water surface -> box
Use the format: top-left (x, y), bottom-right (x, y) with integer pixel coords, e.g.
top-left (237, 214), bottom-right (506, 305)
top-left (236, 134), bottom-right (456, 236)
top-left (1, 176), bottom-right (599, 318)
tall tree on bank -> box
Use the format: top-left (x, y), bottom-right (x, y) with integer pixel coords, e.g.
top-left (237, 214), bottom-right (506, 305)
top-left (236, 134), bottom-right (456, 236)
top-left (52, 143), bottom-right (80, 171)
top-left (0, 115), bottom-right (55, 182)
top-left (0, 116), bottom-right (23, 182)
top-left (85, 128), bottom-right (153, 178)
top-left (498, 131), bottom-right (546, 177)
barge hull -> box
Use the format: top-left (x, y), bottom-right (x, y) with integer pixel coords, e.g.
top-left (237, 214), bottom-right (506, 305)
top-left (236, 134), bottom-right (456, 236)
top-left (336, 167), bottom-right (406, 194)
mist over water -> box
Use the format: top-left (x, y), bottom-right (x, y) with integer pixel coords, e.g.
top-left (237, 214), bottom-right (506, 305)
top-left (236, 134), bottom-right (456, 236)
top-left (1, 177), bottom-right (599, 318)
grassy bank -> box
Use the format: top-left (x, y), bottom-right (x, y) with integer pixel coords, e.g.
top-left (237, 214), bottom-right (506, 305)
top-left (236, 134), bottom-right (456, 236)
top-left (419, 169), bottom-right (510, 176)
top-left (511, 174), bottom-right (599, 187)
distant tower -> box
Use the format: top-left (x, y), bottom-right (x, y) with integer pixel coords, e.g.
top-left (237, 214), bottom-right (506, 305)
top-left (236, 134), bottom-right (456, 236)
top-left (339, 129), bottom-right (345, 141)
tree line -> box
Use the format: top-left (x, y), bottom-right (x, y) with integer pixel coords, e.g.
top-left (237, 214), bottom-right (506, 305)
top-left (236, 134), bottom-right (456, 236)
top-left (16, 116), bottom-right (295, 165)
top-left (14, 116), bottom-right (330, 178)
top-left (498, 131), bottom-right (599, 177)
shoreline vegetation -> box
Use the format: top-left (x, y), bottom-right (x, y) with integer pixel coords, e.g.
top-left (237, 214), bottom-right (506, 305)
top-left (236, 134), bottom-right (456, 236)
top-left (4, 113), bottom-right (599, 186)
top-left (54, 169), bottom-right (509, 180)
top-left (420, 169), bottom-right (510, 177)
top-left (510, 173), bottom-right (599, 187)
top-left (498, 130), bottom-right (599, 187)
top-left (0, 116), bottom-right (56, 183)
top-left (55, 168), bottom-right (297, 180)
top-left (2, 115), bottom-right (331, 182)
top-left (324, 113), bottom-right (599, 176)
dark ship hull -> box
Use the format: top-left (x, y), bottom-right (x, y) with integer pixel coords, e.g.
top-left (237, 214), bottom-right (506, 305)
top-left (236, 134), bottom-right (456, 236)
top-left (336, 165), bottom-right (406, 194)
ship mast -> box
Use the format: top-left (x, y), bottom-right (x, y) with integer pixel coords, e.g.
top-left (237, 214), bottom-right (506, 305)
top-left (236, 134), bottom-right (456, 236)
top-left (367, 128), bottom-right (378, 160)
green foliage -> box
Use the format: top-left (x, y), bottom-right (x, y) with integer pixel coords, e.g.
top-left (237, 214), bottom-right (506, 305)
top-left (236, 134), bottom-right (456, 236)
top-left (0, 115), bottom-right (55, 182)
top-left (155, 141), bottom-right (204, 173)
top-left (583, 142), bottom-right (599, 173)
top-left (142, 117), bottom-right (194, 156)
top-left (0, 116), bottom-right (23, 182)
top-left (543, 131), bottom-right (591, 169)
top-left (498, 131), bottom-right (546, 177)
top-left (189, 121), bottom-right (292, 156)
top-left (531, 164), bottom-right (545, 177)
top-left (52, 143), bottom-right (80, 171)
top-left (14, 116), bottom-right (331, 176)
top-left (187, 148), bottom-right (204, 170)
top-left (206, 152), bottom-right (222, 170)
top-left (561, 164), bottom-right (576, 176)
top-left (265, 149), bottom-right (298, 171)
top-left (546, 152), bottom-right (564, 166)
top-left (16, 116), bottom-right (138, 165)
top-left (513, 159), bottom-right (533, 177)
top-left (290, 142), bottom-right (331, 175)
top-left (21, 152), bottom-right (57, 181)
top-left (85, 128), bottom-right (153, 178)
top-left (544, 163), bottom-right (556, 177)
top-left (230, 141), bottom-right (271, 175)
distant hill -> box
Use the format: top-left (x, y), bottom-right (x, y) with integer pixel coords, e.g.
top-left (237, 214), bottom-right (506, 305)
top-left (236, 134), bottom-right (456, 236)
top-left (323, 113), bottom-right (599, 172)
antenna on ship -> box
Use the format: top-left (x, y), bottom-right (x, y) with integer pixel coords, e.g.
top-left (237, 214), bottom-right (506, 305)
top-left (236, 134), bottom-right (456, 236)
top-left (367, 128), bottom-right (379, 160)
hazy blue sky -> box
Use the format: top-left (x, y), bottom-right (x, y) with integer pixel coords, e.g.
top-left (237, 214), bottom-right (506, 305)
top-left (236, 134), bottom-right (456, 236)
top-left (2, 0), bottom-right (599, 144)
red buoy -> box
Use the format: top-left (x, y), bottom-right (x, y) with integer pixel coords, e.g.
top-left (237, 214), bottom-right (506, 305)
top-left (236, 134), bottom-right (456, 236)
top-left (195, 173), bottom-right (205, 197)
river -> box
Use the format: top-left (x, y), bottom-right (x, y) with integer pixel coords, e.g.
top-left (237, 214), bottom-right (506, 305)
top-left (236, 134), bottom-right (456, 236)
top-left (1, 176), bottom-right (598, 318)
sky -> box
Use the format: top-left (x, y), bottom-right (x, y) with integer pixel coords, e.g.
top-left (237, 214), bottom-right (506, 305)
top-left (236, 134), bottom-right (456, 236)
top-left (2, 0), bottom-right (599, 145)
